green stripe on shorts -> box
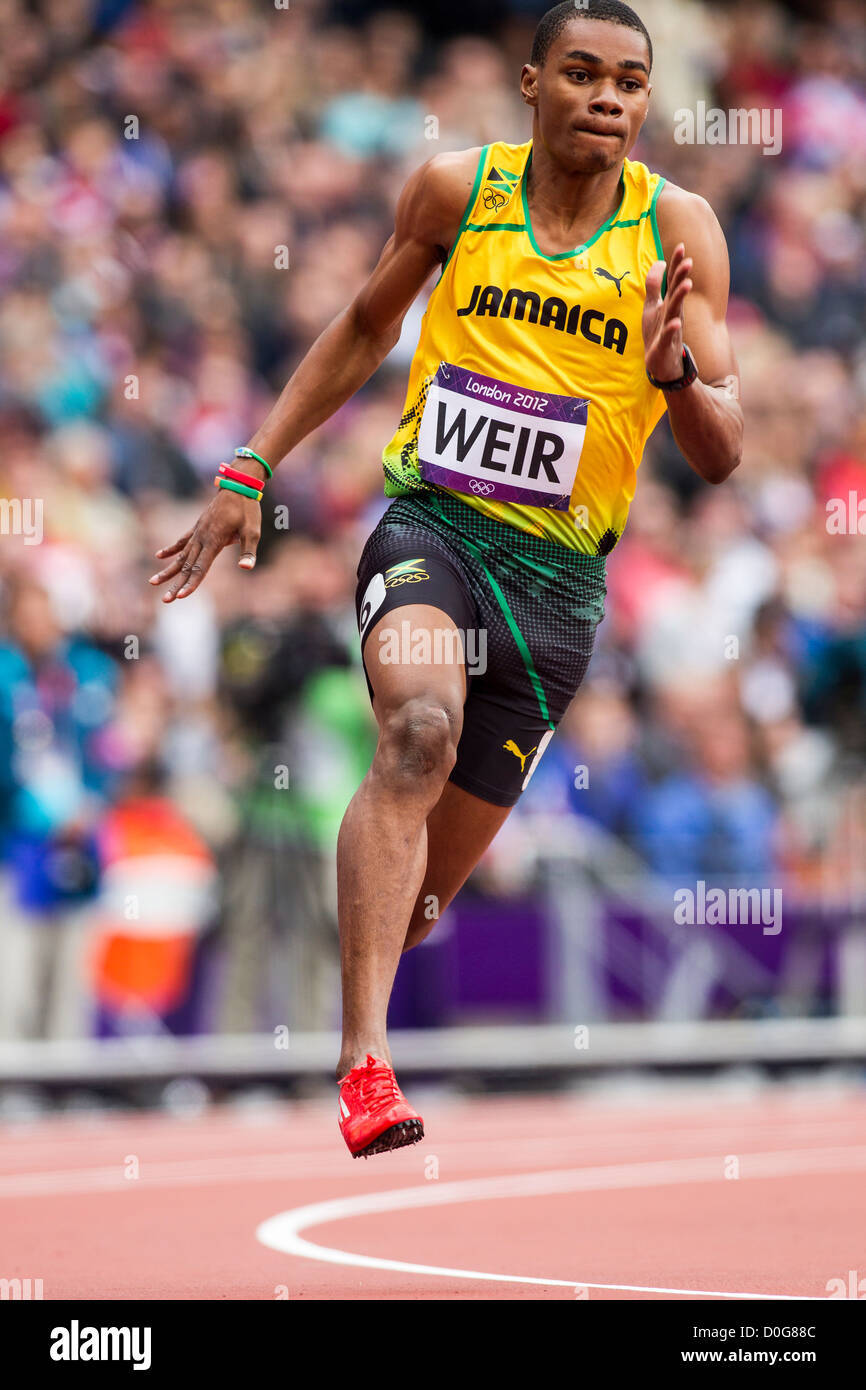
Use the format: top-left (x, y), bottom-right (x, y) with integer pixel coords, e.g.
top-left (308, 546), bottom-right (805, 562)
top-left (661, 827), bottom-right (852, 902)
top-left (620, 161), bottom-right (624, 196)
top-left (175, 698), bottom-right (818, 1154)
top-left (418, 491), bottom-right (607, 729)
top-left (459, 531), bottom-right (555, 729)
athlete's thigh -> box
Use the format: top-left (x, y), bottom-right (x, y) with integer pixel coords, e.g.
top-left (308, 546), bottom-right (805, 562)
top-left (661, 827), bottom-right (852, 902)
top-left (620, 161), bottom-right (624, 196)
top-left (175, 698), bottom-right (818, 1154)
top-left (447, 558), bottom-right (603, 806)
top-left (356, 541), bottom-right (478, 722)
top-left (363, 603), bottom-right (468, 722)
top-left (405, 781), bottom-right (512, 945)
top-left (448, 606), bottom-right (597, 807)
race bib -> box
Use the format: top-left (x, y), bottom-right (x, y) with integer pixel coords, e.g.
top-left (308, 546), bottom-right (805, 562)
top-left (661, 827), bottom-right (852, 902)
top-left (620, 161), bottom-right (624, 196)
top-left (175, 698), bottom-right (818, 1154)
top-left (418, 362), bottom-right (588, 511)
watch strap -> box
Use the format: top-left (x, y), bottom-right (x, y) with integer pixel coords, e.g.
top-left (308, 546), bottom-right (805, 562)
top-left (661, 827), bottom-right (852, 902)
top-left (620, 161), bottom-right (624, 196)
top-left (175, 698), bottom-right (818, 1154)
top-left (647, 345), bottom-right (698, 391)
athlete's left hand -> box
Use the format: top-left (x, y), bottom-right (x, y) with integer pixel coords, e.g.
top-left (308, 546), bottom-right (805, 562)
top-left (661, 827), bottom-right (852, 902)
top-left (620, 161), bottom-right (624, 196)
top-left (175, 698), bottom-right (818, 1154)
top-left (642, 242), bottom-right (693, 382)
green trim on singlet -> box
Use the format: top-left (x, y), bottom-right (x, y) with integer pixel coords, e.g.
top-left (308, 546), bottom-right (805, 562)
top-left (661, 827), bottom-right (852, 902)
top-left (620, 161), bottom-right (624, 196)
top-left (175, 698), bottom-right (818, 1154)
top-left (650, 175), bottom-right (666, 258)
top-left (605, 212), bottom-right (652, 230)
top-left (650, 176), bottom-right (668, 296)
top-left (464, 222), bottom-right (527, 234)
top-left (521, 149), bottom-right (627, 262)
top-left (440, 145), bottom-right (489, 276)
top-left (456, 530), bottom-right (555, 731)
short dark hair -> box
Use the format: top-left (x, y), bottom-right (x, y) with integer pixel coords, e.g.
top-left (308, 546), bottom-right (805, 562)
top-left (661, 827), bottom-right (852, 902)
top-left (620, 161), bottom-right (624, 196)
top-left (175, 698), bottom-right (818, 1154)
top-left (530, 1), bottom-right (653, 72)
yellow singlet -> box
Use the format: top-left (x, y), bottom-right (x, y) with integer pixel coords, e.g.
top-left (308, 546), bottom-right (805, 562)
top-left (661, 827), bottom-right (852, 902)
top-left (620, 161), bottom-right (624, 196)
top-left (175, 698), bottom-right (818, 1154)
top-left (382, 139), bottom-right (669, 555)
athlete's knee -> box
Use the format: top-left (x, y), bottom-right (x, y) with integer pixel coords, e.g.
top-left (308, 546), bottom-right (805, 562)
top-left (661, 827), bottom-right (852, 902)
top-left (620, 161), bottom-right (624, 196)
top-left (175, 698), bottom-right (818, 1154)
top-left (376, 695), bottom-right (460, 789)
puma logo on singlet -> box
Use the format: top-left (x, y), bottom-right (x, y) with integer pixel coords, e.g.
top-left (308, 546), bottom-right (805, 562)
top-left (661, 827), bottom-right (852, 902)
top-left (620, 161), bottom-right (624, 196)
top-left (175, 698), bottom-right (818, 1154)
top-left (594, 267), bottom-right (629, 297)
top-left (503, 739), bottom-right (537, 773)
top-left (456, 284), bottom-right (627, 354)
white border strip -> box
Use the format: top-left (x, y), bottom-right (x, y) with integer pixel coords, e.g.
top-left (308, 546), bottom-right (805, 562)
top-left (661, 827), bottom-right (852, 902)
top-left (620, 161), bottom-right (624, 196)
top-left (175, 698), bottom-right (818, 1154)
top-left (4, 1018), bottom-right (866, 1082)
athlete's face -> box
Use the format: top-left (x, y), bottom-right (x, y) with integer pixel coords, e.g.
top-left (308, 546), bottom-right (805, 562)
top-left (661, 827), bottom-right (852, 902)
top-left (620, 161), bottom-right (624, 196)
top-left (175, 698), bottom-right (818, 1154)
top-left (521, 19), bottom-right (652, 173)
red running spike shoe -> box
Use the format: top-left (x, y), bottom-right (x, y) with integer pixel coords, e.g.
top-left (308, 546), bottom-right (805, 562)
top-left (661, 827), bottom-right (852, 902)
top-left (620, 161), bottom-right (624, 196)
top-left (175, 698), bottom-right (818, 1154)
top-left (338, 1054), bottom-right (424, 1158)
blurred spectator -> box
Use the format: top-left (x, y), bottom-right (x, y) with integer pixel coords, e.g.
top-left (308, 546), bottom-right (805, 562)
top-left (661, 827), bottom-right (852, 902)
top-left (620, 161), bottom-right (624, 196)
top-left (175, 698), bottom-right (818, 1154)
top-left (628, 689), bottom-right (779, 879)
top-left (89, 760), bottom-right (217, 1037)
top-left (0, 579), bottom-right (116, 1038)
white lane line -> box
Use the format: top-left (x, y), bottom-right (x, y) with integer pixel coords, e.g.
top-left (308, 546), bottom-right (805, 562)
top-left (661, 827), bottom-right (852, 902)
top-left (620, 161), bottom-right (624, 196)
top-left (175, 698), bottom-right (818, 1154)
top-left (5, 1116), bottom-right (866, 1193)
top-left (2, 1105), bottom-right (863, 1164)
top-left (0, 1152), bottom-right (317, 1198)
top-left (257, 1144), bottom-right (866, 1299)
top-left (5, 1134), bottom-right (866, 1204)
top-left (3, 1129), bottom-right (864, 1200)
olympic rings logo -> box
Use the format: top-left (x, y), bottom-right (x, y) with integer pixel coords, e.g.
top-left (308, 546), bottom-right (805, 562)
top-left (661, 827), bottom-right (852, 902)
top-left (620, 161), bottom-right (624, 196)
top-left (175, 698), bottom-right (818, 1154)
top-left (469, 479), bottom-right (496, 495)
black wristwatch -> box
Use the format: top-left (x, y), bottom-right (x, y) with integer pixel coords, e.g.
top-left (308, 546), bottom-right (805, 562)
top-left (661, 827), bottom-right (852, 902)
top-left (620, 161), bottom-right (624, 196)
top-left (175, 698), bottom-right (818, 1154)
top-left (646, 344), bottom-right (698, 391)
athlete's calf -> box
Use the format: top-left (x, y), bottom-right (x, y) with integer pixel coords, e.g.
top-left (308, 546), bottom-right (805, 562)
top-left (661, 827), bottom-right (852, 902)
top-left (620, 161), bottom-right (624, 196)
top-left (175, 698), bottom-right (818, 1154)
top-left (335, 606), bottom-right (467, 1078)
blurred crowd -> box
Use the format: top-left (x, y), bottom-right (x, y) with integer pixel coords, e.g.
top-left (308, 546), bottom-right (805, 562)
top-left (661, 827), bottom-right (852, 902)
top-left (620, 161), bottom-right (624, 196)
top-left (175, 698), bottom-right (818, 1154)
top-left (0, 0), bottom-right (864, 1039)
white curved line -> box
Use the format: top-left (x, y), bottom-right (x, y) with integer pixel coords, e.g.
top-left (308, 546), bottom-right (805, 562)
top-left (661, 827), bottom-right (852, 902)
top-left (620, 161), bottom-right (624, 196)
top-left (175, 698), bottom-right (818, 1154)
top-left (257, 1144), bottom-right (866, 1298)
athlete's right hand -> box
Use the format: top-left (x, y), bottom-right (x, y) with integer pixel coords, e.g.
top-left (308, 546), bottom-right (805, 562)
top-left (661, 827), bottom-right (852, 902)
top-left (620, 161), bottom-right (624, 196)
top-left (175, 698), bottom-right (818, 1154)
top-left (149, 483), bottom-right (261, 602)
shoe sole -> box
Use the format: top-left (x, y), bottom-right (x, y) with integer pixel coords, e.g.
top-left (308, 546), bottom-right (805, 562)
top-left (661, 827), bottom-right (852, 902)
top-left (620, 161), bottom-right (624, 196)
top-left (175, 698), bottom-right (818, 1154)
top-left (352, 1117), bottom-right (424, 1159)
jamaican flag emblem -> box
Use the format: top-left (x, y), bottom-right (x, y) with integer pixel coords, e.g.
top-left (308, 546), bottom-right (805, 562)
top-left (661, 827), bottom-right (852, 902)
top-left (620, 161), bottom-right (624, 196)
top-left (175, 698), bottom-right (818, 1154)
top-left (483, 165), bottom-right (519, 211)
top-left (384, 557), bottom-right (429, 587)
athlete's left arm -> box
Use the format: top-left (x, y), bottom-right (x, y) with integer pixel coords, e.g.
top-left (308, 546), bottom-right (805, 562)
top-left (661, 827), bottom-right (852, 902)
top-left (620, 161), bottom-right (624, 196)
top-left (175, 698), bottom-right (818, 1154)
top-left (643, 184), bottom-right (743, 485)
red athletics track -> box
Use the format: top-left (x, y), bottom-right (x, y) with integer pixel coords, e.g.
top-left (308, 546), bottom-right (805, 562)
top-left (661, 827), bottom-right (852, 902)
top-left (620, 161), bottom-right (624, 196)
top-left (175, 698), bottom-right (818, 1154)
top-left (1, 1083), bottom-right (865, 1300)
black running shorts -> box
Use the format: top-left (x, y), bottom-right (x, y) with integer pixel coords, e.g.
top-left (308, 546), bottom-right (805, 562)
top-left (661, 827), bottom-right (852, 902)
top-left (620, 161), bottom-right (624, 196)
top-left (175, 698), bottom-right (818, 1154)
top-left (354, 491), bottom-right (607, 807)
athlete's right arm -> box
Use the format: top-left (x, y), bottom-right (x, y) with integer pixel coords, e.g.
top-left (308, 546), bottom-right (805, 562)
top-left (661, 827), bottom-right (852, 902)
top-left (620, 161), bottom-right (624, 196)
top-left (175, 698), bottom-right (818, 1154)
top-left (150, 149), bottom-right (481, 602)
